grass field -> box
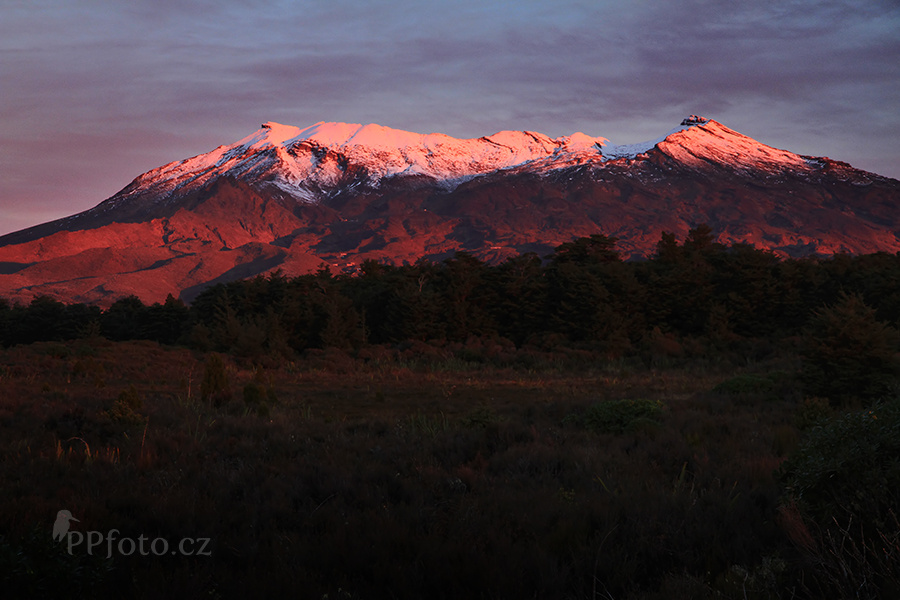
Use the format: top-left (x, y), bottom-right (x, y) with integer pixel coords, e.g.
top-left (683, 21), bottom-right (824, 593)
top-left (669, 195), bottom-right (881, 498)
top-left (0, 337), bottom-right (889, 599)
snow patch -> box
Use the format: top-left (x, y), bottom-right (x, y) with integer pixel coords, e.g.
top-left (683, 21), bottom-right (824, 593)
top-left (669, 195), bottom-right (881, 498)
top-left (560, 132), bottom-right (607, 153)
top-left (599, 115), bottom-right (711, 160)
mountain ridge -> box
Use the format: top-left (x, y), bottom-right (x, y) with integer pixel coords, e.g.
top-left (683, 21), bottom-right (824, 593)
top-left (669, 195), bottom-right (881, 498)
top-left (1, 115), bottom-right (898, 306)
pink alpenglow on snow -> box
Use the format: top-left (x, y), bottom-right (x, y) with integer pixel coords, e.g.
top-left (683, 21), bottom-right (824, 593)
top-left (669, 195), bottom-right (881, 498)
top-left (0, 116), bottom-right (897, 307)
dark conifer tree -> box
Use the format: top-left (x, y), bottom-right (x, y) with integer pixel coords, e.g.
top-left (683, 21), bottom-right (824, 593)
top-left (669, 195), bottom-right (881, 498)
top-left (0, 297), bottom-right (10, 345)
top-left (545, 235), bottom-right (623, 345)
top-left (801, 292), bottom-right (900, 404)
top-left (391, 261), bottom-right (446, 342)
top-left (20, 296), bottom-right (73, 342)
top-left (144, 294), bottom-right (191, 345)
top-left (707, 243), bottom-right (781, 338)
top-left (102, 295), bottom-right (148, 341)
top-left (648, 225), bottom-right (718, 336)
top-left (440, 252), bottom-right (494, 341)
top-left (490, 253), bottom-right (548, 346)
top-left (347, 260), bottom-right (405, 344)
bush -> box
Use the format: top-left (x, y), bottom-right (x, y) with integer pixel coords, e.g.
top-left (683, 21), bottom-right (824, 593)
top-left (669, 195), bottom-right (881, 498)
top-left (713, 374), bottom-right (775, 395)
top-left (582, 398), bottom-right (664, 433)
top-left (794, 397), bottom-right (832, 430)
top-left (200, 353), bottom-right (231, 407)
top-left (781, 397), bottom-right (900, 526)
top-left (779, 397), bottom-right (900, 597)
top-left (108, 385), bottom-right (144, 425)
top-left (801, 292), bottom-right (900, 405)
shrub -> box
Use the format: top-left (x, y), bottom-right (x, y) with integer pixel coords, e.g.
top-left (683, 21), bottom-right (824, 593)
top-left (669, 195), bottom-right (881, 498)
top-left (779, 397), bottom-right (900, 597)
top-left (200, 353), bottom-right (231, 407)
top-left (406, 411), bottom-right (451, 437)
top-left (794, 397), bottom-right (832, 430)
top-left (801, 292), bottom-right (900, 405)
top-left (108, 385), bottom-right (144, 425)
top-left (461, 406), bottom-right (500, 429)
top-left (582, 398), bottom-right (664, 433)
top-left (781, 397), bottom-right (900, 527)
top-left (242, 382), bottom-right (266, 415)
top-left (242, 370), bottom-right (276, 417)
top-left (713, 374), bottom-right (774, 395)
top-left (71, 357), bottom-right (106, 388)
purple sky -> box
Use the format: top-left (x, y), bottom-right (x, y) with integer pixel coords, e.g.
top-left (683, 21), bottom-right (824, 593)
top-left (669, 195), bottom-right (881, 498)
top-left (2, 0), bottom-right (899, 237)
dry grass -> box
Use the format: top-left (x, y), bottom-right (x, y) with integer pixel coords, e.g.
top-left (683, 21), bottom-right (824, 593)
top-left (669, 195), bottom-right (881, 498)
top-left (0, 339), bottom-right (832, 599)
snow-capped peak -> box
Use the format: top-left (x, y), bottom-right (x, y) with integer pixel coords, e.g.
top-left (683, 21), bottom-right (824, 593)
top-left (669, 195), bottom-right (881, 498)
top-left (114, 116), bottom-right (814, 206)
top-left (653, 117), bottom-right (811, 172)
top-left (252, 121), bottom-right (607, 160)
top-left (123, 121), bottom-right (613, 202)
top-left (560, 132), bottom-right (608, 153)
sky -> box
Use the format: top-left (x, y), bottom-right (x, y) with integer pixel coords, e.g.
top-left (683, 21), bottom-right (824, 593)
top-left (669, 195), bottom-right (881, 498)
top-left (2, 0), bottom-right (899, 237)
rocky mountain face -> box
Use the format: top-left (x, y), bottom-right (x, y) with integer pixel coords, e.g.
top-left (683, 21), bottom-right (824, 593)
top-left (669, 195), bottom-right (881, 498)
top-left (1, 116), bottom-right (898, 306)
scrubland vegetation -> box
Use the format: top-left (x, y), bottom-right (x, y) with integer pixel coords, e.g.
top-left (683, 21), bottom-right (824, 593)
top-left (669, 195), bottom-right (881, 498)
top-left (1, 227), bottom-right (899, 599)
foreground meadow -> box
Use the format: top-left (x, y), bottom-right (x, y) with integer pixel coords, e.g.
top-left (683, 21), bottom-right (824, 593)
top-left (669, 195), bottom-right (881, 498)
top-left (0, 338), bottom-right (895, 599)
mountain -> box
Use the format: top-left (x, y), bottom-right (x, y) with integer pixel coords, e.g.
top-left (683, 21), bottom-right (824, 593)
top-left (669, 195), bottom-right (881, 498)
top-left (1, 115), bottom-right (898, 306)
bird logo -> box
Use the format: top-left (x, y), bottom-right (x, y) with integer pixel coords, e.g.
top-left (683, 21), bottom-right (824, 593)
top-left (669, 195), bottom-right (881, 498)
top-left (52, 509), bottom-right (79, 542)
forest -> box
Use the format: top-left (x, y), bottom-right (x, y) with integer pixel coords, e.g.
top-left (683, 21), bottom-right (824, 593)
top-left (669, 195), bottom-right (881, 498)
top-left (1, 225), bottom-right (899, 599)
top-left (4, 225), bottom-right (900, 368)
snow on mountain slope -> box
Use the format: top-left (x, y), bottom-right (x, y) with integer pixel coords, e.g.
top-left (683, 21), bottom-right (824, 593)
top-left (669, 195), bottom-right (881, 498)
top-left (109, 121), bottom-right (611, 207)
top-left (652, 117), bottom-right (812, 174)
top-left (597, 115), bottom-right (712, 160)
top-left (100, 114), bottom-right (835, 213)
top-left (2, 115), bottom-right (897, 307)
top-left (5, 113), bottom-right (882, 249)
top-left (111, 113), bottom-right (823, 211)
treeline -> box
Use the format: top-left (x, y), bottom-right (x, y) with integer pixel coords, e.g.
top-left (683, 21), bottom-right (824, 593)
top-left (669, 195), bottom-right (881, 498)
top-left (3, 224), bottom-right (900, 365)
